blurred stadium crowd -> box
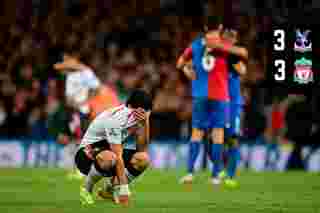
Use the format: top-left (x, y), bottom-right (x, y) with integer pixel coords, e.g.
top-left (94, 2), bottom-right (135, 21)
top-left (0, 0), bottom-right (318, 166)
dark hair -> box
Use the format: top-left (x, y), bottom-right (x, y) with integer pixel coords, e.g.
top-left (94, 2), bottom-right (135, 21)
top-left (204, 16), bottom-right (223, 32)
top-left (126, 89), bottom-right (152, 111)
top-left (223, 16), bottom-right (241, 32)
top-left (62, 48), bottom-right (91, 66)
top-left (63, 48), bottom-right (81, 58)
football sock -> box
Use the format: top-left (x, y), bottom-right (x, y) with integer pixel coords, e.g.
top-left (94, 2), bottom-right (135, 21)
top-left (227, 144), bottom-right (240, 178)
top-left (85, 164), bottom-right (103, 193)
top-left (211, 143), bottom-right (223, 178)
top-left (187, 142), bottom-right (201, 174)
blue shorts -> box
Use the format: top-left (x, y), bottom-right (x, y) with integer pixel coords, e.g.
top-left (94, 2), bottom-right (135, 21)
top-left (192, 98), bottom-right (228, 130)
top-left (225, 103), bottom-right (242, 137)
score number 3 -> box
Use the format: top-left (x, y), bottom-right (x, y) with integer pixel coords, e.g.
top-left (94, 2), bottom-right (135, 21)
top-left (274, 59), bottom-right (285, 81)
top-left (274, 29), bottom-right (285, 51)
top-left (273, 29), bottom-right (285, 81)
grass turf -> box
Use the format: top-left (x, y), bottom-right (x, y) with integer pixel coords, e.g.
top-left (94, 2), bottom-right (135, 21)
top-left (0, 168), bottom-right (320, 213)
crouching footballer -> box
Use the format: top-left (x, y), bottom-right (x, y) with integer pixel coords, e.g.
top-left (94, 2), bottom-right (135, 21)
top-left (75, 90), bottom-right (152, 206)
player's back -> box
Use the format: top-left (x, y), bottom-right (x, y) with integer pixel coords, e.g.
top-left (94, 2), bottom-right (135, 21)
top-left (86, 85), bottom-right (121, 119)
top-left (80, 105), bottom-right (135, 147)
top-left (228, 56), bottom-right (242, 105)
top-left (191, 37), bottom-right (209, 98)
top-left (66, 68), bottom-right (101, 106)
top-left (207, 49), bottom-right (229, 102)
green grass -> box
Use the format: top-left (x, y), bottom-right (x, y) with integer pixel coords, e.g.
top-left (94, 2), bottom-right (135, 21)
top-left (0, 168), bottom-right (320, 213)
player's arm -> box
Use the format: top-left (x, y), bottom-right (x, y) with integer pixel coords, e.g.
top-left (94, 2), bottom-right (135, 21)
top-left (233, 60), bottom-right (247, 76)
top-left (176, 46), bottom-right (193, 70)
top-left (85, 70), bottom-right (102, 96)
top-left (110, 143), bottom-right (127, 185)
top-left (228, 45), bottom-right (248, 60)
top-left (205, 36), bottom-right (248, 60)
top-left (109, 141), bottom-right (131, 204)
top-left (136, 111), bottom-right (151, 152)
top-left (53, 59), bottom-right (86, 71)
top-left (182, 60), bottom-right (196, 81)
top-left (176, 47), bottom-right (196, 80)
top-left (106, 128), bottom-right (128, 185)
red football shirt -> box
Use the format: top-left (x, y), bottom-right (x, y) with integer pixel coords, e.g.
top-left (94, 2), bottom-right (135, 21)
top-left (272, 109), bottom-right (284, 131)
top-left (208, 50), bottom-right (230, 102)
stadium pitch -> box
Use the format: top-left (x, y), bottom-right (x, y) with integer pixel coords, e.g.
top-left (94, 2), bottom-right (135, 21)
top-left (1, 168), bottom-right (319, 213)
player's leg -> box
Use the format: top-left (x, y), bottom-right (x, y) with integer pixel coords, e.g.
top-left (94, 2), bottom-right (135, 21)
top-left (75, 147), bottom-right (96, 205)
top-left (224, 136), bottom-right (240, 188)
top-left (210, 128), bottom-right (224, 184)
top-left (180, 98), bottom-right (206, 184)
top-left (98, 150), bottom-right (150, 202)
top-left (121, 150), bottom-right (151, 184)
top-left (224, 104), bottom-right (241, 187)
top-left (208, 100), bottom-right (227, 185)
top-left (227, 136), bottom-right (240, 177)
top-left (67, 141), bottom-right (84, 180)
top-left (75, 143), bottom-right (116, 205)
top-left (266, 132), bottom-right (280, 170)
top-left (68, 111), bottom-right (85, 180)
top-left (97, 176), bottom-right (120, 203)
top-left (225, 104), bottom-right (241, 178)
top-left (128, 151), bottom-right (150, 173)
top-left (86, 150), bottom-right (116, 191)
top-left (184, 128), bottom-right (205, 180)
top-left (217, 102), bottom-right (232, 180)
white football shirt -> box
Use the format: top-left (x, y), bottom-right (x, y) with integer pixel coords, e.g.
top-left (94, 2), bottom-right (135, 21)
top-left (65, 68), bottom-right (101, 106)
top-left (80, 105), bottom-right (142, 150)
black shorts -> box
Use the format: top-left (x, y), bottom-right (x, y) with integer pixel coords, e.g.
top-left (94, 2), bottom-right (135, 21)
top-left (75, 140), bottom-right (136, 177)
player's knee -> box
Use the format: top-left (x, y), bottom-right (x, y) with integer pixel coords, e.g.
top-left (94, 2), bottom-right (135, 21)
top-left (96, 150), bottom-right (117, 171)
top-left (191, 128), bottom-right (204, 141)
top-left (211, 128), bottom-right (224, 144)
top-left (131, 152), bottom-right (150, 171)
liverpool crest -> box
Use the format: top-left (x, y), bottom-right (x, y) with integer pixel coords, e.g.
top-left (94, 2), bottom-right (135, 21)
top-left (294, 57), bottom-right (313, 84)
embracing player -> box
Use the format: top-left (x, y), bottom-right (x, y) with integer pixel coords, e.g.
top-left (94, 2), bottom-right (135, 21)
top-left (54, 51), bottom-right (102, 114)
top-left (176, 18), bottom-right (222, 184)
top-left (219, 25), bottom-right (247, 187)
top-left (75, 90), bottom-right (152, 206)
top-left (204, 22), bottom-right (248, 185)
top-left (177, 17), bottom-right (248, 185)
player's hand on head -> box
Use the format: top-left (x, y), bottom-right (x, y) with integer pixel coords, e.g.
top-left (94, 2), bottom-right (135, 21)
top-left (133, 108), bottom-right (146, 122)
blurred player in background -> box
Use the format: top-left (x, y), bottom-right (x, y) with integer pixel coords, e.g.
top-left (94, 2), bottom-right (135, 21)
top-left (54, 50), bottom-right (120, 119)
top-left (176, 17), bottom-right (223, 184)
top-left (204, 21), bottom-right (248, 185)
top-left (54, 50), bottom-right (120, 179)
top-left (219, 26), bottom-right (247, 188)
top-left (75, 90), bottom-right (152, 206)
top-left (177, 17), bottom-right (248, 185)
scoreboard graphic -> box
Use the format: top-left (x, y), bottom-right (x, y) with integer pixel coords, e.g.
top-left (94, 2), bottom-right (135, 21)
top-left (268, 23), bottom-right (318, 95)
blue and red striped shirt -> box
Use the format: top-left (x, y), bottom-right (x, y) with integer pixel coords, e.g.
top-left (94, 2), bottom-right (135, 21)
top-left (182, 37), bottom-right (229, 102)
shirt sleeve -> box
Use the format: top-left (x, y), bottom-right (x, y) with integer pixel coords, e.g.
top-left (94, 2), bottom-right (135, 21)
top-left (181, 47), bottom-right (193, 61)
top-left (65, 76), bottom-right (80, 99)
top-left (229, 55), bottom-right (240, 73)
top-left (106, 127), bottom-right (123, 145)
top-left (65, 78), bottom-right (73, 98)
top-left (83, 69), bottom-right (101, 89)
